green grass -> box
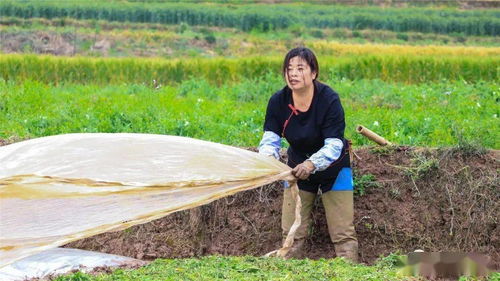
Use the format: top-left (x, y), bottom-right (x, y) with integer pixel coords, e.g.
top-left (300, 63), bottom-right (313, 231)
top-left (1, 77), bottom-right (497, 149)
top-left (53, 255), bottom-right (405, 281)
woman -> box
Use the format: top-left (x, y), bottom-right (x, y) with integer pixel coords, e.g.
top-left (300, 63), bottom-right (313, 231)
top-left (258, 47), bottom-right (358, 262)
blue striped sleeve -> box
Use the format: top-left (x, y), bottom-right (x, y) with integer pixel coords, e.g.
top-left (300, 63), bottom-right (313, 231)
top-left (258, 131), bottom-right (281, 159)
top-left (308, 138), bottom-right (343, 173)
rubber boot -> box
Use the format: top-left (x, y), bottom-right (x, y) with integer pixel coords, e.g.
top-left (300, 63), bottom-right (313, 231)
top-left (334, 240), bottom-right (359, 263)
top-left (281, 188), bottom-right (316, 258)
top-left (321, 190), bottom-right (359, 263)
top-left (282, 238), bottom-right (306, 259)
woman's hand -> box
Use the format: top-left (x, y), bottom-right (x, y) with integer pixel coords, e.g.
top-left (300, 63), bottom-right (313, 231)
top-left (292, 160), bottom-right (315, 180)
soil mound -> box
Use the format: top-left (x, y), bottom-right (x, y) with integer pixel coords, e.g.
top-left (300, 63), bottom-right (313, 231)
top-left (63, 146), bottom-right (498, 268)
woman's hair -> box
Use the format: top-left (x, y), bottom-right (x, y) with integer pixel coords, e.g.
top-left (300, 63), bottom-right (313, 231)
top-left (282, 47), bottom-right (319, 81)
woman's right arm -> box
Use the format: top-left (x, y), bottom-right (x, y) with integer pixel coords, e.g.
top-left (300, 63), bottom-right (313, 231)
top-left (258, 131), bottom-right (281, 159)
top-left (258, 95), bottom-right (282, 159)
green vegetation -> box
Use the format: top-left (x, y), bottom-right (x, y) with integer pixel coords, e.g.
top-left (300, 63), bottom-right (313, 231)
top-left (1, 54), bottom-right (498, 85)
top-left (53, 255), bottom-right (405, 281)
top-left (1, 77), bottom-right (497, 149)
top-left (449, 125), bottom-right (489, 157)
top-left (1, 1), bottom-right (498, 36)
top-left (354, 173), bottom-right (380, 196)
top-left (401, 151), bottom-right (440, 182)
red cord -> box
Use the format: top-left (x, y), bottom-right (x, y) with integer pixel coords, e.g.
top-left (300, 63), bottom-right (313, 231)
top-left (282, 104), bottom-right (299, 137)
top-left (288, 104), bottom-right (299, 115)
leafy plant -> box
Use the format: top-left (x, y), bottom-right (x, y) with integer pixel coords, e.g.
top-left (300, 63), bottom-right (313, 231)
top-left (53, 255), bottom-right (404, 281)
top-left (354, 173), bottom-right (380, 196)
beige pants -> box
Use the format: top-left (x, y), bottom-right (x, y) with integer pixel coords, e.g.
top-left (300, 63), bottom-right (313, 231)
top-left (282, 188), bottom-right (358, 260)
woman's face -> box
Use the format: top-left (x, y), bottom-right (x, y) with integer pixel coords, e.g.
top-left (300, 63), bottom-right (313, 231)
top-left (285, 56), bottom-right (316, 92)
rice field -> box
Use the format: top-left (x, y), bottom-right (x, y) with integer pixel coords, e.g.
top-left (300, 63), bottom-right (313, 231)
top-left (1, 53), bottom-right (498, 85)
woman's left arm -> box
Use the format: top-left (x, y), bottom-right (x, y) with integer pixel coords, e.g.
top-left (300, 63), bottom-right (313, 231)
top-left (308, 93), bottom-right (346, 173)
top-left (308, 138), bottom-right (343, 173)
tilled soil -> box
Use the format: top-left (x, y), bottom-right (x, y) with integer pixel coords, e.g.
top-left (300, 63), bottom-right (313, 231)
top-left (63, 146), bottom-right (498, 270)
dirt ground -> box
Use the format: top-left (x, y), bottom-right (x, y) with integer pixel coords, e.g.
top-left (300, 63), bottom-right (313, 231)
top-left (61, 146), bottom-right (498, 270)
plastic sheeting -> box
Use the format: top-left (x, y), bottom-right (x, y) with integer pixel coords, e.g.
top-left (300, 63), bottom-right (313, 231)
top-left (0, 133), bottom-right (295, 268)
top-left (0, 248), bottom-right (145, 280)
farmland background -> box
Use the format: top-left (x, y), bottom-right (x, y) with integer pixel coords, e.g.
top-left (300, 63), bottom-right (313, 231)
top-left (0, 0), bottom-right (498, 280)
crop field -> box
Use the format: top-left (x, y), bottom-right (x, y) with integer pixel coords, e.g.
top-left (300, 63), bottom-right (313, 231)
top-left (2, 1), bottom-right (499, 36)
top-left (0, 0), bottom-right (499, 280)
top-left (1, 52), bottom-right (498, 84)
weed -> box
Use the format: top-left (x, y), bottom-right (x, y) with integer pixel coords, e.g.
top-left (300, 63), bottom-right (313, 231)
top-left (389, 187), bottom-right (401, 199)
top-left (404, 152), bottom-right (439, 181)
top-left (451, 126), bottom-right (487, 157)
top-left (204, 34), bottom-right (216, 44)
top-left (370, 145), bottom-right (397, 156)
top-left (376, 252), bottom-right (406, 269)
top-left (413, 153), bottom-right (439, 178)
top-left (56, 271), bottom-right (91, 281)
top-left (354, 173), bottom-right (380, 196)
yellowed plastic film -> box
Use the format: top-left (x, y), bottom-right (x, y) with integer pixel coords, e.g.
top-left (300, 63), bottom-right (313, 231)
top-left (0, 133), bottom-right (294, 267)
